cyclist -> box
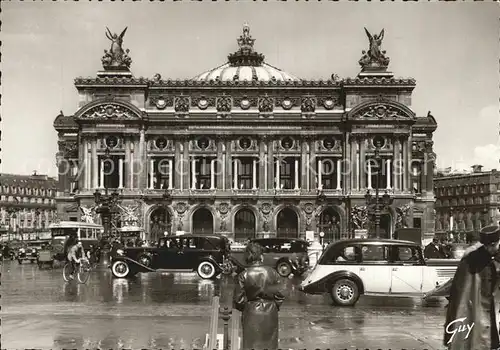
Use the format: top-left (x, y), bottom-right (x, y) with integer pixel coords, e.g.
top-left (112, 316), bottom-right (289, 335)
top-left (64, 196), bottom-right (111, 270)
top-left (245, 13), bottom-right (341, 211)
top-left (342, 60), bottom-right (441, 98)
top-left (67, 241), bottom-right (86, 280)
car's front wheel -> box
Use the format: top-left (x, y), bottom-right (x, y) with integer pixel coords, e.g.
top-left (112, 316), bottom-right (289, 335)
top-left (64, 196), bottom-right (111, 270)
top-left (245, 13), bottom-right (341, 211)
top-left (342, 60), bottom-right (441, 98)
top-left (330, 278), bottom-right (360, 306)
top-left (276, 261), bottom-right (292, 278)
top-left (197, 261), bottom-right (217, 279)
top-left (111, 260), bottom-right (131, 278)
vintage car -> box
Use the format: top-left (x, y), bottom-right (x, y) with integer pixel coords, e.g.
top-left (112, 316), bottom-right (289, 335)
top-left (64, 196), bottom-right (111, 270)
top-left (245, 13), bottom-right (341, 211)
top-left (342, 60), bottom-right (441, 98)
top-left (230, 238), bottom-right (310, 277)
top-left (17, 245), bottom-right (40, 264)
top-left (110, 234), bottom-right (231, 279)
top-left (299, 238), bottom-right (459, 306)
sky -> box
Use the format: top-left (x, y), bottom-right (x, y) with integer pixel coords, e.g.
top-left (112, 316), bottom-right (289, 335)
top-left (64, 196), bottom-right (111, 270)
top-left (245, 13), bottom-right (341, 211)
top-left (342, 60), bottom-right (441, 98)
top-left (2, 2), bottom-right (499, 177)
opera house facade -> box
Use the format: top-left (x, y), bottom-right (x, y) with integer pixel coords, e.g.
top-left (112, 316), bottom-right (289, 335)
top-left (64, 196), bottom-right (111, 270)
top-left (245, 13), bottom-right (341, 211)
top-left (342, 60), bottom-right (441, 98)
top-left (53, 25), bottom-right (437, 243)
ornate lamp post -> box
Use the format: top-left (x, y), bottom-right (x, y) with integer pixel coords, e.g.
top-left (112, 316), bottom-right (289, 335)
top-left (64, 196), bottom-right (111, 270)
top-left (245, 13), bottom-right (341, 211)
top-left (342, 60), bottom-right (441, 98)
top-left (364, 136), bottom-right (393, 238)
top-left (93, 147), bottom-right (120, 242)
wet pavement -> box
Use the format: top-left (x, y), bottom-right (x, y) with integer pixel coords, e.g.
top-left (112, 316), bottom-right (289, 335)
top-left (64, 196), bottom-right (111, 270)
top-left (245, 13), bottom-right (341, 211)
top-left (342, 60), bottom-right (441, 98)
top-left (2, 260), bottom-right (448, 349)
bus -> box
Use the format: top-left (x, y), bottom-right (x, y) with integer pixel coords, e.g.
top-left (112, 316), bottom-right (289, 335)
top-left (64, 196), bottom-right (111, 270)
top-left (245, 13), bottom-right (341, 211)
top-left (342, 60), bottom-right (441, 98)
top-left (49, 221), bottom-right (104, 261)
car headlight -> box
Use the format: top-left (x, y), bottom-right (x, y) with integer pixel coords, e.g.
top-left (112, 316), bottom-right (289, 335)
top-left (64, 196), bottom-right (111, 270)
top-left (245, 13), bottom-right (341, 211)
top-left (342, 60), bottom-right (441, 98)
top-left (116, 249), bottom-right (124, 256)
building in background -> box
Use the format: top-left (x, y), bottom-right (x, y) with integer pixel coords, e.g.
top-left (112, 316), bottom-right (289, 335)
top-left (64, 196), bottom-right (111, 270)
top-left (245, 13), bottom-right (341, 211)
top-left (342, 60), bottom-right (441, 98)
top-left (434, 165), bottom-right (500, 237)
top-left (53, 25), bottom-right (437, 243)
top-left (0, 172), bottom-right (58, 241)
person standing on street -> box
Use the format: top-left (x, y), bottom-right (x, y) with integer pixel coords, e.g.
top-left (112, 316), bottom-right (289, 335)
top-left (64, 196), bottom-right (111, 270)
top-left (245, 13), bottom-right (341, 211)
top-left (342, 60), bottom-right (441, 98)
top-left (444, 225), bottom-right (500, 350)
top-left (233, 242), bottom-right (285, 350)
top-left (424, 237), bottom-right (446, 258)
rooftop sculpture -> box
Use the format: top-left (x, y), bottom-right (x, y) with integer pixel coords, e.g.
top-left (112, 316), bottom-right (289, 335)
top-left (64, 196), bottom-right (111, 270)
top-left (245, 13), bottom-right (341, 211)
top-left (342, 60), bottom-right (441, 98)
top-left (101, 27), bottom-right (132, 71)
top-left (359, 28), bottom-right (390, 71)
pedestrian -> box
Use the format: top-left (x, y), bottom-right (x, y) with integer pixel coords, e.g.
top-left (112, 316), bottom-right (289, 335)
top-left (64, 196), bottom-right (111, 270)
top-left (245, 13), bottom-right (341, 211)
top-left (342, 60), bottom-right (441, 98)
top-left (233, 242), bottom-right (285, 350)
top-left (440, 238), bottom-right (453, 258)
top-left (444, 225), bottom-right (500, 350)
top-left (424, 237), bottom-right (446, 259)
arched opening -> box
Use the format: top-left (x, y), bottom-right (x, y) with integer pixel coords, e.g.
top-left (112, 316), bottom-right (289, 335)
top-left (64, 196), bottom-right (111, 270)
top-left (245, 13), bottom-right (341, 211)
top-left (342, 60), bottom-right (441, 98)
top-left (317, 207), bottom-right (340, 243)
top-left (234, 209), bottom-right (256, 242)
top-left (379, 213), bottom-right (392, 239)
top-left (192, 208), bottom-right (214, 235)
top-left (150, 207), bottom-right (171, 241)
top-left (276, 208), bottom-right (298, 238)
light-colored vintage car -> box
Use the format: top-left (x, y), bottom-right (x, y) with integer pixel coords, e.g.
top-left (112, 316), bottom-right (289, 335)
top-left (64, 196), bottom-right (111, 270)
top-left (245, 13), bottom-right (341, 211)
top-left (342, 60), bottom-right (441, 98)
top-left (299, 238), bottom-right (459, 306)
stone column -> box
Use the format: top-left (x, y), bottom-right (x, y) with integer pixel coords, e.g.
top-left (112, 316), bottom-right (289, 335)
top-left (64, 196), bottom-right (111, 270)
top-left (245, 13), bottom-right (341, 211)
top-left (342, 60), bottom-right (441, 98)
top-left (294, 158), bottom-right (299, 190)
top-left (309, 138), bottom-right (317, 190)
top-left (174, 139), bottom-right (182, 191)
top-left (367, 160), bottom-right (372, 189)
top-left (118, 158), bottom-right (124, 189)
top-left (351, 136), bottom-right (358, 191)
top-left (336, 159), bottom-right (342, 190)
top-left (149, 159), bottom-right (155, 189)
top-left (225, 139), bottom-right (233, 190)
top-left (192, 158), bottom-right (197, 190)
top-left (122, 138), bottom-right (128, 189)
top-left (420, 158), bottom-right (426, 193)
top-left (92, 138), bottom-right (98, 189)
top-left (99, 159), bottom-right (104, 188)
top-left (275, 157), bottom-right (280, 189)
top-left (139, 127), bottom-right (147, 189)
top-left (343, 135), bottom-right (351, 193)
top-left (259, 138), bottom-right (266, 190)
top-left (318, 159), bottom-right (323, 190)
top-left (267, 139), bottom-right (274, 190)
top-left (402, 136), bottom-right (409, 191)
top-left (183, 140), bottom-right (190, 190)
top-left (233, 158), bottom-right (238, 189)
top-left (301, 140), bottom-right (308, 191)
top-left (168, 159), bottom-right (173, 189)
top-left (82, 139), bottom-right (88, 190)
top-left (359, 136), bottom-right (366, 189)
top-left (129, 140), bottom-right (135, 189)
top-left (386, 159), bottom-right (391, 189)
top-left (210, 159), bottom-right (215, 189)
top-left (252, 158), bottom-right (257, 190)
top-left (217, 139), bottom-right (224, 190)
top-left (393, 138), bottom-right (400, 191)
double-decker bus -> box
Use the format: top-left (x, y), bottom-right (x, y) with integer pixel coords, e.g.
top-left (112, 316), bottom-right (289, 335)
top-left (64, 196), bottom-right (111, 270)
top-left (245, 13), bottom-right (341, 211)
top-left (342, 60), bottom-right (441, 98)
top-left (49, 221), bottom-right (104, 261)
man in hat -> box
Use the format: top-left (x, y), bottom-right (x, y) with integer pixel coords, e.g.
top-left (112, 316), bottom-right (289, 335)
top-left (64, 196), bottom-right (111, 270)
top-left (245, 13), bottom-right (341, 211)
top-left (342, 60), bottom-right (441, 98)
top-left (444, 225), bottom-right (500, 349)
top-left (424, 237), bottom-right (446, 259)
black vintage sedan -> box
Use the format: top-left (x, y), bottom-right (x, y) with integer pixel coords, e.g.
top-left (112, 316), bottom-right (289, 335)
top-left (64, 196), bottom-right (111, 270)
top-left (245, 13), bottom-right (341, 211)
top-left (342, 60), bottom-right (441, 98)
top-left (110, 235), bottom-right (230, 279)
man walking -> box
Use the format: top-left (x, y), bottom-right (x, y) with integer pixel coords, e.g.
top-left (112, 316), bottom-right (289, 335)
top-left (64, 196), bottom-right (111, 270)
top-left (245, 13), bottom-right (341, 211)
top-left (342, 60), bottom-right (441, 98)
top-left (444, 225), bottom-right (500, 350)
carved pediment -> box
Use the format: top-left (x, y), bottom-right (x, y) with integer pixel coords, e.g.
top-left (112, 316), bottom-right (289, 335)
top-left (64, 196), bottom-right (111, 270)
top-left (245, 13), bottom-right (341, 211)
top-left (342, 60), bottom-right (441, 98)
top-left (348, 99), bottom-right (416, 121)
top-left (76, 100), bottom-right (142, 120)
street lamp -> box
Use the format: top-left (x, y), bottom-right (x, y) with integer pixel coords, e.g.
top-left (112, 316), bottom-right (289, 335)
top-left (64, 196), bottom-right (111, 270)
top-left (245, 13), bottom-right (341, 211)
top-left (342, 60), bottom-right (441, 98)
top-left (364, 136), bottom-right (393, 238)
top-left (319, 231), bottom-right (325, 252)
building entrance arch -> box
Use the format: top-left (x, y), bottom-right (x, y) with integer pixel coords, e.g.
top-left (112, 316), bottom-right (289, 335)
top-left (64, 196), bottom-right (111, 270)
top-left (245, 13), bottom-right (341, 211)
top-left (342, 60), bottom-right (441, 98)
top-left (234, 209), bottom-right (256, 242)
top-left (276, 208), bottom-right (298, 238)
top-left (192, 208), bottom-right (214, 234)
top-left (150, 207), bottom-right (171, 241)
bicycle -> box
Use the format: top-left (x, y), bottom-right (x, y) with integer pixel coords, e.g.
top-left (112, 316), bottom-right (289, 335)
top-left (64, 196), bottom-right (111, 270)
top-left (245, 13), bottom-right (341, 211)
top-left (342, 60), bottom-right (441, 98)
top-left (63, 258), bottom-right (91, 284)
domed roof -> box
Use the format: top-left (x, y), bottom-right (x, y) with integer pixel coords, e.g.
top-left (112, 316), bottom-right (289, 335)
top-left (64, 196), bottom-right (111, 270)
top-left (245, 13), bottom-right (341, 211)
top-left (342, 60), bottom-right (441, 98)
top-left (192, 24), bottom-right (300, 83)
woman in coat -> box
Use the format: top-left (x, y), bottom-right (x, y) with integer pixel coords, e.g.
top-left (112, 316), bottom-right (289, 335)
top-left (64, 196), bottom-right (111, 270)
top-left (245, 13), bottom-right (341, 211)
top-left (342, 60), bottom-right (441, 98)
top-left (233, 242), bottom-right (285, 350)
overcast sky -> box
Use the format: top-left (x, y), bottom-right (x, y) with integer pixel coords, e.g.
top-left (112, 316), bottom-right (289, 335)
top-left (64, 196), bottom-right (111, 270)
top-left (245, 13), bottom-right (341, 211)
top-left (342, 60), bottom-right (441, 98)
top-left (2, 2), bottom-right (499, 177)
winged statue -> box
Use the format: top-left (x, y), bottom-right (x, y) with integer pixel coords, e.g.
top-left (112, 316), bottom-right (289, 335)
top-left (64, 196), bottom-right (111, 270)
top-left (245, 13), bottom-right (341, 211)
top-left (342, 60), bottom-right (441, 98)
top-left (359, 27), bottom-right (390, 69)
top-left (102, 27), bottom-right (132, 70)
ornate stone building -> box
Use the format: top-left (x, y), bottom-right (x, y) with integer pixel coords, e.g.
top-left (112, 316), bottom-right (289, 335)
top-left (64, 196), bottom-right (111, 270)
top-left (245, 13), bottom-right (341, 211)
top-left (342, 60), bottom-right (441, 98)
top-left (0, 173), bottom-right (58, 240)
top-left (434, 165), bottom-right (500, 234)
top-left (53, 25), bottom-right (437, 242)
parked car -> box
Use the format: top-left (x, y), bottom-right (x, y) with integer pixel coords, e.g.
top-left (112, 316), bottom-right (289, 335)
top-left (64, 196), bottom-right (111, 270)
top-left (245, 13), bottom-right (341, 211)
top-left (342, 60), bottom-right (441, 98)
top-left (230, 238), bottom-right (310, 277)
top-left (17, 245), bottom-right (39, 264)
top-left (299, 238), bottom-right (459, 306)
top-left (110, 235), bottom-right (230, 280)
